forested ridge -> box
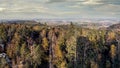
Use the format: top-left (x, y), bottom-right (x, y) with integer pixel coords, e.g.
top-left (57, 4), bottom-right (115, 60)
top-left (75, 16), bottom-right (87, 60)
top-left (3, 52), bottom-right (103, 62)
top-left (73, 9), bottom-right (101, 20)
top-left (0, 22), bottom-right (120, 68)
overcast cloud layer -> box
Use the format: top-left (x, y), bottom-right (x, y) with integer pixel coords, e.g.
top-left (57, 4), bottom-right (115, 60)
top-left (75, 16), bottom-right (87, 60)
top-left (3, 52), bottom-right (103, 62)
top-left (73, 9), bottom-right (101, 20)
top-left (0, 0), bottom-right (120, 19)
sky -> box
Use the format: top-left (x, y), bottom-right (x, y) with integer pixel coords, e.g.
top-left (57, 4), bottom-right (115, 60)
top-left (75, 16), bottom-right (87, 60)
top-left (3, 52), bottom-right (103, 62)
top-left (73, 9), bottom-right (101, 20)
top-left (0, 0), bottom-right (120, 19)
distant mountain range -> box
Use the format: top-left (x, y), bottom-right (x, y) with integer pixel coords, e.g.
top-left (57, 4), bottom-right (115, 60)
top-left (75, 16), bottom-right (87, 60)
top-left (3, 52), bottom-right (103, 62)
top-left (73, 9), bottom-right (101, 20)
top-left (0, 18), bottom-right (119, 29)
top-left (35, 18), bottom-right (120, 27)
top-left (108, 23), bottom-right (120, 29)
top-left (107, 23), bottom-right (120, 32)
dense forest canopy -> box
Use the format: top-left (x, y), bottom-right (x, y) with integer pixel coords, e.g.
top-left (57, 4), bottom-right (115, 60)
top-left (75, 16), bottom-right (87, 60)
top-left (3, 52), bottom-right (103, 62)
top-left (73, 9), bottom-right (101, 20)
top-left (0, 22), bottom-right (120, 68)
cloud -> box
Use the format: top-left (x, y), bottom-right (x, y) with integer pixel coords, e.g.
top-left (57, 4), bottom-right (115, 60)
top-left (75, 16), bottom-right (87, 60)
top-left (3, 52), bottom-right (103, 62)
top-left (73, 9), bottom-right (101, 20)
top-left (0, 7), bottom-right (5, 12)
top-left (0, 0), bottom-right (119, 19)
top-left (46, 0), bottom-right (85, 3)
top-left (64, 0), bottom-right (104, 9)
top-left (0, 0), bottom-right (49, 13)
top-left (93, 4), bottom-right (120, 17)
top-left (99, 0), bottom-right (120, 5)
top-left (46, 0), bottom-right (103, 5)
top-left (46, 0), bottom-right (66, 3)
top-left (95, 4), bottom-right (120, 12)
top-left (82, 0), bottom-right (103, 5)
top-left (7, 6), bottom-right (49, 13)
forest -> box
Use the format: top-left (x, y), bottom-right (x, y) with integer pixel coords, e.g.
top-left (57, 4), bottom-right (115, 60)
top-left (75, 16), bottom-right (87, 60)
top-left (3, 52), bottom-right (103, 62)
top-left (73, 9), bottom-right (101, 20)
top-left (0, 22), bottom-right (120, 68)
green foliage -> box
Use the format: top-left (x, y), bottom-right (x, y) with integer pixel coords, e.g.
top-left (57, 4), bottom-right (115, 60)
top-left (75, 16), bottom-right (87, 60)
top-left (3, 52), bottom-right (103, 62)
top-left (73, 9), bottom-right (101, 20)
top-left (33, 45), bottom-right (43, 65)
top-left (20, 43), bottom-right (29, 58)
top-left (0, 58), bottom-right (7, 68)
top-left (0, 25), bottom-right (7, 42)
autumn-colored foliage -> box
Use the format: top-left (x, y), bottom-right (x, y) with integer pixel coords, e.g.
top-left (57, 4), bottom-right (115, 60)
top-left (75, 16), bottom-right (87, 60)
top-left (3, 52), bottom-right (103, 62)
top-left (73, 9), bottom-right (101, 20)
top-left (0, 22), bottom-right (119, 68)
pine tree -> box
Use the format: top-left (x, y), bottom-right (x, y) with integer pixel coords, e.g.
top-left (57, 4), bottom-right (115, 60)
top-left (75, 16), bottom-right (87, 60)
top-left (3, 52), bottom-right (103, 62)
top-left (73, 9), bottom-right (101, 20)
top-left (32, 45), bottom-right (43, 66)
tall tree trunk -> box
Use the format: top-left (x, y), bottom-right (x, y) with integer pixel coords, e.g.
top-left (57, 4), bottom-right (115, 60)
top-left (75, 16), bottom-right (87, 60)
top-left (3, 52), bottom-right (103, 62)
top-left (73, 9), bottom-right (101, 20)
top-left (49, 31), bottom-right (53, 68)
top-left (116, 35), bottom-right (120, 67)
top-left (49, 30), bottom-right (57, 68)
top-left (49, 41), bottom-right (53, 68)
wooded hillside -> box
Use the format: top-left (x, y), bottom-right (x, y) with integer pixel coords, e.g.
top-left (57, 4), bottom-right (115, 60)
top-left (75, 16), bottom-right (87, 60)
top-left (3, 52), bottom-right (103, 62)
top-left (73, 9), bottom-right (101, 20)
top-left (0, 22), bottom-right (120, 68)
